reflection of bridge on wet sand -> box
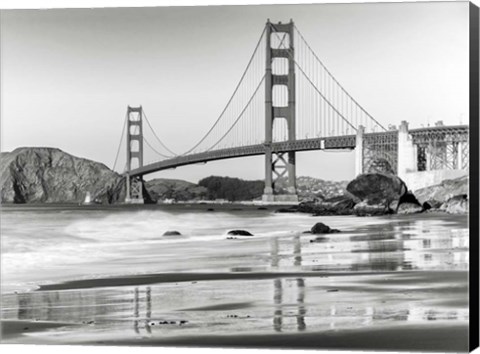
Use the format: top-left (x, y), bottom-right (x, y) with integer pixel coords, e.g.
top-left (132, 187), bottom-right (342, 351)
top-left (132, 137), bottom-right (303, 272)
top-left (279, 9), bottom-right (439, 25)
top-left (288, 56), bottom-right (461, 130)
top-left (1, 219), bottom-right (469, 340)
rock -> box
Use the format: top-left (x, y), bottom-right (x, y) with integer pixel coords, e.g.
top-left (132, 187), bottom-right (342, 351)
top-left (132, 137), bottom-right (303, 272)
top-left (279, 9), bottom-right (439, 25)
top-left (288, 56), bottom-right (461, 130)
top-left (397, 191), bottom-right (422, 214)
top-left (347, 173), bottom-right (407, 206)
top-left (0, 147), bottom-right (131, 204)
top-left (422, 199), bottom-right (443, 210)
top-left (399, 191), bottom-right (421, 206)
top-left (353, 201), bottom-right (391, 216)
top-left (227, 230), bottom-right (253, 236)
top-left (298, 195), bottom-right (356, 216)
top-left (310, 222), bottom-right (340, 234)
top-left (207, 208), bottom-right (215, 212)
top-left (163, 230), bottom-right (182, 236)
top-left (389, 200), bottom-right (399, 212)
top-left (397, 202), bottom-right (423, 215)
top-left (440, 194), bottom-right (468, 214)
top-left (414, 175), bottom-right (469, 205)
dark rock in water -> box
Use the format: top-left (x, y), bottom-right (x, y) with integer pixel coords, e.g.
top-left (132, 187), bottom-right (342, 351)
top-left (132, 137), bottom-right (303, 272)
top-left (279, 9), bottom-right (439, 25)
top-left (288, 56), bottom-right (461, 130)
top-left (0, 147), bottom-right (132, 204)
top-left (353, 201), bottom-right (391, 216)
top-left (397, 202), bottom-right (423, 215)
top-left (275, 206), bottom-right (298, 213)
top-left (227, 230), bottom-right (253, 236)
top-left (207, 208), bottom-right (215, 212)
top-left (257, 207), bottom-right (268, 210)
top-left (163, 230), bottom-right (182, 236)
top-left (310, 222), bottom-right (340, 234)
top-left (440, 194), bottom-right (468, 214)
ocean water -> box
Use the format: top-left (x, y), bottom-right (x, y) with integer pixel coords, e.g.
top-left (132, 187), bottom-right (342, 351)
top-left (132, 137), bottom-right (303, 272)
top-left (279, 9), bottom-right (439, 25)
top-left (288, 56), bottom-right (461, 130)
top-left (0, 204), bottom-right (469, 294)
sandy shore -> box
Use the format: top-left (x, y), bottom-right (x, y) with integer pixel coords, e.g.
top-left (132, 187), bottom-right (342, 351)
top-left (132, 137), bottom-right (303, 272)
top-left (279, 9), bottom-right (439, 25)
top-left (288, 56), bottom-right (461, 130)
top-left (1, 210), bottom-right (470, 350)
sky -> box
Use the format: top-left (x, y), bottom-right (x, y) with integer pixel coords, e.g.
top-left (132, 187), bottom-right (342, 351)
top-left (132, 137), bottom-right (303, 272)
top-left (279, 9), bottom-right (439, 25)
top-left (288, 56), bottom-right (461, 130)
top-left (0, 1), bottom-right (470, 183)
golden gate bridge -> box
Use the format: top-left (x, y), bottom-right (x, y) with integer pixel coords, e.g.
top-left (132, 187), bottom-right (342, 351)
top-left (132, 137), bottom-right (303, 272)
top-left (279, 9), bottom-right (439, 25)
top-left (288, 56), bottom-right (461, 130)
top-left (112, 20), bottom-right (469, 203)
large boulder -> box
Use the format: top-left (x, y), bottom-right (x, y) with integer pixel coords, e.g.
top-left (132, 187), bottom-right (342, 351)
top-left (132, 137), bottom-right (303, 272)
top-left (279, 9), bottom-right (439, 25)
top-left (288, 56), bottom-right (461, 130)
top-left (347, 173), bottom-right (407, 215)
top-left (347, 173), bottom-right (407, 204)
top-left (0, 147), bottom-right (129, 204)
top-left (440, 195), bottom-right (468, 214)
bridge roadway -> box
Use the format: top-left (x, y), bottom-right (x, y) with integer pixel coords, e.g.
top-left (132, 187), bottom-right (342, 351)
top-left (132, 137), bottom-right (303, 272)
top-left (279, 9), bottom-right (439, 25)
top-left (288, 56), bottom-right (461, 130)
top-left (129, 125), bottom-right (469, 177)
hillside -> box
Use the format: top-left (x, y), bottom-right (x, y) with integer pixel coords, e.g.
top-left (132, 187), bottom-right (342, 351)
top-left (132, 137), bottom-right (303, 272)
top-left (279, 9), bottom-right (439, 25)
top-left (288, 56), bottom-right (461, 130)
top-left (275, 176), bottom-right (348, 201)
top-left (145, 178), bottom-right (207, 202)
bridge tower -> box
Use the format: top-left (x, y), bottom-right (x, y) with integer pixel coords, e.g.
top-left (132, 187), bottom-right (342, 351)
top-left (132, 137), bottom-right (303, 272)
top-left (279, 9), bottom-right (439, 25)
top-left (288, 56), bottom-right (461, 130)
top-left (263, 20), bottom-right (298, 203)
top-left (125, 105), bottom-right (144, 204)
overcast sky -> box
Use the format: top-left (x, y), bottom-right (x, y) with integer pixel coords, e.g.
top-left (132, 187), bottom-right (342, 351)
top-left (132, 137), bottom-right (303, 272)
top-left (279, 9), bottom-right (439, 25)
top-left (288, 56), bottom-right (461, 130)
top-left (0, 2), bottom-right (469, 182)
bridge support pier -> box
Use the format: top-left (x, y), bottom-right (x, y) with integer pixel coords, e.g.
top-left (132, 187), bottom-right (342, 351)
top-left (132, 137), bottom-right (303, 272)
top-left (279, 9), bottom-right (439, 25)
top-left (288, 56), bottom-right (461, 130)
top-left (125, 174), bottom-right (144, 204)
top-left (124, 105), bottom-right (145, 204)
top-left (262, 20), bottom-right (298, 203)
top-left (397, 121), bottom-right (417, 181)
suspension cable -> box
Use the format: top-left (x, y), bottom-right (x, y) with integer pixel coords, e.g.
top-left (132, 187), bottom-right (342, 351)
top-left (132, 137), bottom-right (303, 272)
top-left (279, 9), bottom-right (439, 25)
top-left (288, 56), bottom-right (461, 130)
top-left (269, 24), bottom-right (357, 132)
top-left (293, 24), bottom-right (387, 131)
top-left (143, 135), bottom-right (174, 159)
top-left (181, 26), bottom-right (267, 155)
top-left (112, 111), bottom-right (128, 171)
top-left (142, 109), bottom-right (178, 157)
top-left (204, 74), bottom-right (266, 152)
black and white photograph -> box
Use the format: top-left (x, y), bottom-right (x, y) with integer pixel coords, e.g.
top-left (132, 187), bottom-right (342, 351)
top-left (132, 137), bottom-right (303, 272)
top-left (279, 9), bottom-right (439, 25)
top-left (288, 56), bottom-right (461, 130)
top-left (0, 0), bottom-right (478, 352)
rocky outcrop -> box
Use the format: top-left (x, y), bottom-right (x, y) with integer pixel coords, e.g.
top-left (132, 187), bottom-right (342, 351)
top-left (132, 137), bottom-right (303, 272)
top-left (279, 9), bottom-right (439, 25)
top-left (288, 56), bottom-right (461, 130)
top-left (0, 147), bottom-right (126, 204)
top-left (298, 195), bottom-right (356, 215)
top-left (397, 202), bottom-right (423, 215)
top-left (145, 178), bottom-right (207, 203)
top-left (414, 176), bottom-right (469, 205)
top-left (440, 194), bottom-right (469, 214)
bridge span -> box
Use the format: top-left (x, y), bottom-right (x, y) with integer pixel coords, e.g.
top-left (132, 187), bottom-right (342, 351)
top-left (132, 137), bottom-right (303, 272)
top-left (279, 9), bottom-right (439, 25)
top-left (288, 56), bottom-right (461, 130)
top-left (116, 19), bottom-right (470, 204)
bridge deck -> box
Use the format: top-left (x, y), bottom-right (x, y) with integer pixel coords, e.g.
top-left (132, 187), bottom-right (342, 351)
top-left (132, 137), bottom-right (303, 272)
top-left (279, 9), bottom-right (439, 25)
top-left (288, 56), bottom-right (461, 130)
top-left (129, 135), bottom-right (356, 177)
top-left (129, 125), bottom-right (469, 177)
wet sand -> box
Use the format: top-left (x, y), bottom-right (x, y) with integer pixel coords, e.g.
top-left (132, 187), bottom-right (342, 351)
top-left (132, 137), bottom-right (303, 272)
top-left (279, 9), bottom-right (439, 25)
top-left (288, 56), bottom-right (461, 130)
top-left (1, 270), bottom-right (469, 351)
top-left (1, 210), bottom-right (470, 351)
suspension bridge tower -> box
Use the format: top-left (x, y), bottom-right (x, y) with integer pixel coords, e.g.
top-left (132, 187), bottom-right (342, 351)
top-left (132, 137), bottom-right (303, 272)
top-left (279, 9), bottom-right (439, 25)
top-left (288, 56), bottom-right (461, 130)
top-left (125, 105), bottom-right (145, 204)
top-left (263, 20), bottom-right (298, 203)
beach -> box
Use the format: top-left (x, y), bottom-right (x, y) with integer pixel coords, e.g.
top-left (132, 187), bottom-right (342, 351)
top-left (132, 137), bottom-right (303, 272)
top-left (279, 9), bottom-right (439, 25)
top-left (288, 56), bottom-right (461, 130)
top-left (0, 204), bottom-right (470, 351)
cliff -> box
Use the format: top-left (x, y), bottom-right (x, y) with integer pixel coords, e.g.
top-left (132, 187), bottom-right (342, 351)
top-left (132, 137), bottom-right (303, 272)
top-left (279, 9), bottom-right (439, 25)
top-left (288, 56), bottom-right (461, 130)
top-left (0, 147), bottom-right (126, 204)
